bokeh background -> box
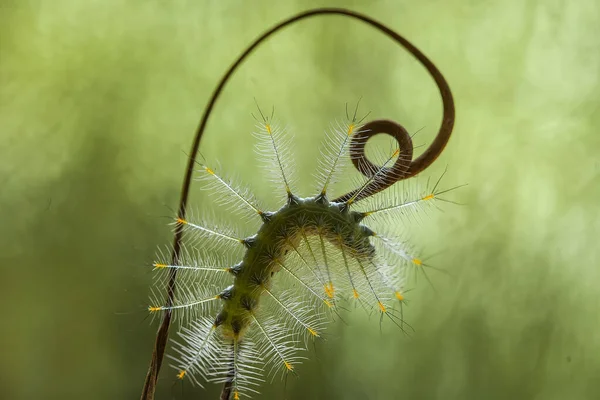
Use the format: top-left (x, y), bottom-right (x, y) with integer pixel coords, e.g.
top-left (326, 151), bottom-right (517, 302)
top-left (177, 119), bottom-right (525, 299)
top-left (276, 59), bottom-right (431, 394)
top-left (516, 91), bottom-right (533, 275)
top-left (1, 1), bottom-right (599, 399)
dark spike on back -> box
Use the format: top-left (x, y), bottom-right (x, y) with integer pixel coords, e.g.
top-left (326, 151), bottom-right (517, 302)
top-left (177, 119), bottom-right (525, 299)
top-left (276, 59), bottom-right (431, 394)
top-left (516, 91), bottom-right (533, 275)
top-left (215, 310), bottom-right (228, 327)
top-left (242, 235), bottom-right (257, 249)
top-left (360, 225), bottom-right (376, 237)
top-left (229, 262), bottom-right (244, 276)
top-left (287, 193), bottom-right (301, 206)
top-left (219, 285), bottom-right (235, 300)
top-left (260, 212), bottom-right (274, 223)
top-left (315, 192), bottom-right (328, 205)
top-left (351, 211), bottom-right (366, 223)
top-left (240, 295), bottom-right (257, 311)
top-left (231, 318), bottom-right (243, 335)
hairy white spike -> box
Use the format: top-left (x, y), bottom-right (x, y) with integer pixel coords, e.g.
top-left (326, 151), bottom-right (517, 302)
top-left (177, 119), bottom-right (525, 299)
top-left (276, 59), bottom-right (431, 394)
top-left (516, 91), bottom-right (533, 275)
top-left (262, 287), bottom-right (324, 341)
top-left (196, 162), bottom-right (264, 220)
top-left (368, 256), bottom-right (408, 312)
top-left (149, 281), bottom-right (222, 323)
top-left (297, 225), bottom-right (328, 286)
top-left (152, 245), bottom-right (234, 299)
top-left (174, 213), bottom-right (245, 253)
top-left (148, 293), bottom-right (220, 313)
top-left (275, 259), bottom-right (333, 309)
top-left (315, 119), bottom-right (358, 195)
top-left (253, 114), bottom-right (296, 198)
top-left (152, 261), bottom-right (229, 274)
top-left (338, 237), bottom-right (361, 300)
top-left (372, 231), bottom-right (419, 264)
top-left (169, 317), bottom-right (220, 386)
top-left (281, 231), bottom-right (327, 289)
top-left (371, 231), bottom-right (439, 290)
top-left (210, 337), bottom-right (263, 400)
top-left (361, 169), bottom-right (465, 222)
top-left (250, 314), bottom-right (303, 380)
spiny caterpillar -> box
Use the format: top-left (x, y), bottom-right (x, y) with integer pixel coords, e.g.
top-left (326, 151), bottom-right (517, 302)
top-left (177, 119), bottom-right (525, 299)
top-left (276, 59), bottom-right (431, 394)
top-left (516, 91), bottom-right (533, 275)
top-left (141, 9), bottom-right (456, 400)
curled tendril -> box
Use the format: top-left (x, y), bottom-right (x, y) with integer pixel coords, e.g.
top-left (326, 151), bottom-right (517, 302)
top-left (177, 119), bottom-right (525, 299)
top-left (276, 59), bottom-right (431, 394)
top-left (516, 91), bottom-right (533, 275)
top-left (141, 8), bottom-right (455, 400)
top-left (333, 119), bottom-right (415, 203)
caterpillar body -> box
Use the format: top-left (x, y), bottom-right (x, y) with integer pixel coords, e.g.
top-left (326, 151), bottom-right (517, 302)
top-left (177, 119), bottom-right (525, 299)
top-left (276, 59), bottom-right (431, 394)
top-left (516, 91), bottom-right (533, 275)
top-left (149, 112), bottom-right (453, 399)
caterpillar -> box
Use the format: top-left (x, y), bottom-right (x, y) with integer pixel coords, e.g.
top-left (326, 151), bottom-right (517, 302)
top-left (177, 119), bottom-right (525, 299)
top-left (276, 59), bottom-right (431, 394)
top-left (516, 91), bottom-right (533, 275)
top-left (140, 8), bottom-right (456, 400)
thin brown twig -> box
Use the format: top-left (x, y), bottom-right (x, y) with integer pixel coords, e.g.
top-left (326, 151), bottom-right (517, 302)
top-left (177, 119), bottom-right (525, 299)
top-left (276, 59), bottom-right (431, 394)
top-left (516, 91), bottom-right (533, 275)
top-left (219, 364), bottom-right (235, 400)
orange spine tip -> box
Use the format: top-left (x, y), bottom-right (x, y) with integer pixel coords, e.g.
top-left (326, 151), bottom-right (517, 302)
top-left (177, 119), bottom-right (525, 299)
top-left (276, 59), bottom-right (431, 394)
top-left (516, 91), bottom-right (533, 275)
top-left (153, 263), bottom-right (167, 268)
top-left (308, 327), bottom-right (319, 337)
top-left (176, 218), bottom-right (187, 225)
top-left (347, 124), bottom-right (354, 136)
top-left (284, 361), bottom-right (294, 371)
top-left (395, 291), bottom-right (404, 301)
top-left (148, 306), bottom-right (162, 312)
top-left (205, 167), bottom-right (215, 175)
top-left (412, 258), bottom-right (423, 266)
top-left (324, 283), bottom-right (335, 299)
top-left (353, 289), bottom-right (360, 299)
top-left (177, 370), bottom-right (186, 379)
top-left (422, 194), bottom-right (435, 201)
top-left (265, 124), bottom-right (272, 135)
top-left (378, 301), bottom-right (387, 313)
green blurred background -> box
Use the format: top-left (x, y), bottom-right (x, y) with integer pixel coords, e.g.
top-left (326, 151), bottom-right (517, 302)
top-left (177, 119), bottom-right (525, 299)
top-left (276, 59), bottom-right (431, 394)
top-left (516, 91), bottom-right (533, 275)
top-left (1, 0), bottom-right (599, 399)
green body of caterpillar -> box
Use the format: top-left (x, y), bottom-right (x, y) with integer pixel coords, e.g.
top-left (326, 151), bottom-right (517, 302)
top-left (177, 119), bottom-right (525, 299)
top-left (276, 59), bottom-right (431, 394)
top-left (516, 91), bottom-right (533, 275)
top-left (219, 194), bottom-right (375, 339)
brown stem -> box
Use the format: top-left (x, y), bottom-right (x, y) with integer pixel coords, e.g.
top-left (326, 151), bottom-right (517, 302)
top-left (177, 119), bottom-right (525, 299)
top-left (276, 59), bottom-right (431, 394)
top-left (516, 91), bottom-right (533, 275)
top-left (140, 8), bottom-right (454, 400)
top-left (220, 381), bottom-right (233, 400)
top-left (219, 366), bottom-right (235, 400)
